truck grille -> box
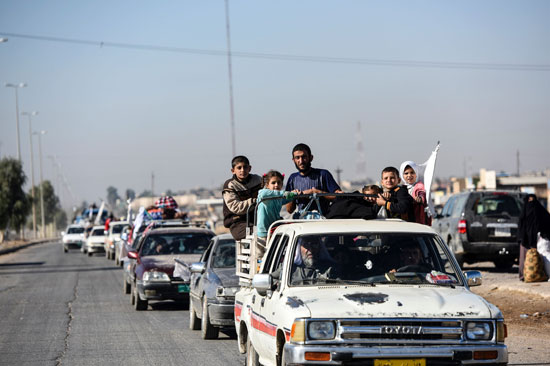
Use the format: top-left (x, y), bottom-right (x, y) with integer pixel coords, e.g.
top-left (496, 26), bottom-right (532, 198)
top-left (338, 319), bottom-right (463, 344)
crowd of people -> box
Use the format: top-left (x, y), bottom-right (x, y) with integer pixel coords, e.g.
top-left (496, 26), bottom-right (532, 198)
top-left (221, 142), bottom-right (432, 243)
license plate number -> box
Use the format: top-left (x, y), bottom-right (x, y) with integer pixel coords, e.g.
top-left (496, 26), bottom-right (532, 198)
top-left (494, 227), bottom-right (511, 237)
top-left (374, 359), bottom-right (426, 366)
top-left (177, 284), bottom-right (190, 293)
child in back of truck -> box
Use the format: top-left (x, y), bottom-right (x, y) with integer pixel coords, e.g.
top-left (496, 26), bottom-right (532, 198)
top-left (256, 170), bottom-right (299, 258)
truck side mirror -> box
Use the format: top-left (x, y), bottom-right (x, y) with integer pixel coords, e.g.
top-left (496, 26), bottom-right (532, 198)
top-left (464, 270), bottom-right (482, 287)
top-left (252, 273), bottom-right (272, 296)
top-left (190, 262), bottom-right (206, 274)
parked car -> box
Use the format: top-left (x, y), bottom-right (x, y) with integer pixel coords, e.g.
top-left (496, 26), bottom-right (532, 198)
top-left (127, 224), bottom-right (214, 310)
top-left (62, 224), bottom-right (86, 252)
top-left (104, 221), bottom-right (128, 260)
top-left (83, 225), bottom-right (107, 256)
top-left (433, 190), bottom-right (526, 269)
top-left (189, 233), bottom-right (238, 339)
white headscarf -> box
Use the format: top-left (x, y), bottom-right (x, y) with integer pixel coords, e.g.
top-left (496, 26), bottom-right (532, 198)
top-left (399, 161), bottom-right (420, 195)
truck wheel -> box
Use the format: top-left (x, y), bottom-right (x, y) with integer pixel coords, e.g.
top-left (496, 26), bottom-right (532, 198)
top-left (123, 279), bottom-right (131, 295)
top-left (201, 297), bottom-right (219, 339)
top-left (246, 337), bottom-right (260, 366)
top-left (130, 284), bottom-right (136, 305)
top-left (189, 296), bottom-right (201, 330)
top-left (133, 285), bottom-right (148, 311)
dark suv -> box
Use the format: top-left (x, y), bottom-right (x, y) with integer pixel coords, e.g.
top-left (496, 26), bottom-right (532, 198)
top-left (433, 190), bottom-right (525, 269)
top-left (127, 224), bottom-right (214, 310)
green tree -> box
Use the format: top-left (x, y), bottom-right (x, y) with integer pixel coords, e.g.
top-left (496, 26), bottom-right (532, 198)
top-left (138, 190), bottom-right (152, 198)
top-left (31, 180), bottom-right (61, 225)
top-left (125, 188), bottom-right (136, 200)
top-left (0, 158), bottom-right (30, 240)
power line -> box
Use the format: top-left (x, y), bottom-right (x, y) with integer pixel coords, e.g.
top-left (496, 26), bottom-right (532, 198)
top-left (1, 31), bottom-right (549, 71)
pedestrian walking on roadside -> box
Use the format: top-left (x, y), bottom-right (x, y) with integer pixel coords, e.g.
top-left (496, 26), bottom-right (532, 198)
top-left (518, 194), bottom-right (550, 281)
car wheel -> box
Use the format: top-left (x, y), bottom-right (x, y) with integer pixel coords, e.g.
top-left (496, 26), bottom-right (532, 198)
top-left (87, 251), bottom-right (92, 257)
top-left (115, 255), bottom-right (119, 266)
top-left (133, 285), bottom-right (148, 311)
top-left (201, 297), bottom-right (219, 339)
top-left (63, 247), bottom-right (68, 253)
top-left (246, 336), bottom-right (260, 366)
top-left (189, 296), bottom-right (201, 330)
top-left (123, 278), bottom-right (131, 295)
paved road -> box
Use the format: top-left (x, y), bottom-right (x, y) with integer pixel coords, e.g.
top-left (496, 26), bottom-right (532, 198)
top-left (0, 241), bottom-right (245, 366)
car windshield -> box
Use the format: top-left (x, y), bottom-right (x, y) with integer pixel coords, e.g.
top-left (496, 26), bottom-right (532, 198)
top-left (91, 229), bottom-right (104, 236)
top-left (473, 194), bottom-right (522, 217)
top-left (141, 233), bottom-right (211, 256)
top-left (288, 233), bottom-right (460, 286)
top-left (111, 224), bottom-right (126, 234)
top-left (211, 240), bottom-right (236, 268)
top-left (67, 227), bottom-right (84, 234)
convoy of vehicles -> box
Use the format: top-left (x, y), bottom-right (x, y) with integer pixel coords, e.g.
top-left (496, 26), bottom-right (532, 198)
top-left (65, 191), bottom-right (515, 365)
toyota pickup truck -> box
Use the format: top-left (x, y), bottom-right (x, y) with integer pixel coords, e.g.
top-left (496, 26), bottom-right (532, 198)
top-left (234, 217), bottom-right (508, 366)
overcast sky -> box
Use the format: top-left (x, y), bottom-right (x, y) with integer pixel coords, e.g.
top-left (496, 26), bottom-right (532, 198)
top-left (1, 1), bottom-right (549, 208)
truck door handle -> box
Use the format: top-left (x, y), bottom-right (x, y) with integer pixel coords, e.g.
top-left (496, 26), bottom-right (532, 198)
top-left (252, 295), bottom-right (256, 304)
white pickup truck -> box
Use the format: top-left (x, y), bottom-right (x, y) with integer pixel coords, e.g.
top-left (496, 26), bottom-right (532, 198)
top-left (234, 218), bottom-right (508, 366)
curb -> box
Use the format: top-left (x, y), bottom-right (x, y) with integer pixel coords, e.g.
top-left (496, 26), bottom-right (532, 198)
top-left (496, 283), bottom-right (550, 300)
top-left (0, 238), bottom-right (59, 256)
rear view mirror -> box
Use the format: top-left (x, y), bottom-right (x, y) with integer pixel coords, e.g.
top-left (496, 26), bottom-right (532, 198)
top-left (61, 231), bottom-right (65, 236)
top-left (127, 251), bottom-right (138, 260)
top-left (252, 273), bottom-right (273, 296)
top-left (464, 270), bottom-right (482, 287)
top-left (104, 230), bottom-right (108, 236)
top-left (190, 262), bottom-right (206, 274)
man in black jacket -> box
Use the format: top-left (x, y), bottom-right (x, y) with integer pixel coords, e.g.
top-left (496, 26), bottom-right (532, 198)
top-left (372, 167), bottom-right (415, 222)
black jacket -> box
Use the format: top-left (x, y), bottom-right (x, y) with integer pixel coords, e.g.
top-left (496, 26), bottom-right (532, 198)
top-left (384, 186), bottom-right (415, 222)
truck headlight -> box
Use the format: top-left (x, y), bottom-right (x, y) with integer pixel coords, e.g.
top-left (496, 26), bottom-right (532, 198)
top-left (466, 322), bottom-right (492, 340)
top-left (308, 321), bottom-right (336, 340)
top-left (143, 271), bottom-right (170, 282)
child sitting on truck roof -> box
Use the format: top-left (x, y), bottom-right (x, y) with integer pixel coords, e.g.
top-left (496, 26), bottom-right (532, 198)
top-left (256, 170), bottom-right (298, 257)
top-left (222, 156), bottom-right (263, 241)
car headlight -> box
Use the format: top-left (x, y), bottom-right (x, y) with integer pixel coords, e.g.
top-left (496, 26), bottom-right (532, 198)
top-left (216, 286), bottom-right (239, 298)
top-left (466, 322), bottom-right (492, 340)
top-left (308, 321), bottom-right (336, 340)
top-left (143, 271), bottom-right (170, 282)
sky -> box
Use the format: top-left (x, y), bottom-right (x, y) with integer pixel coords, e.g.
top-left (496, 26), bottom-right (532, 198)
top-left (1, 1), bottom-right (549, 209)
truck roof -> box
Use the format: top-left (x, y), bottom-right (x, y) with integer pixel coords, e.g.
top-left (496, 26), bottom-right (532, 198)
top-left (272, 218), bottom-right (438, 236)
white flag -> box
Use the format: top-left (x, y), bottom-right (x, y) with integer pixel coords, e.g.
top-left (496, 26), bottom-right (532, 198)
top-left (419, 142), bottom-right (440, 217)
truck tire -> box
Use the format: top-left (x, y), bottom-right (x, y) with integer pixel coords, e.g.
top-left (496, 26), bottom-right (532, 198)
top-left (189, 296), bottom-right (201, 330)
top-left (246, 337), bottom-right (260, 366)
top-left (201, 297), bottom-right (219, 339)
top-left (133, 285), bottom-right (148, 311)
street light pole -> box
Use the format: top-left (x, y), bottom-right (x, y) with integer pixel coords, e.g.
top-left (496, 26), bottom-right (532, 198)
top-left (34, 130), bottom-right (47, 238)
top-left (5, 83), bottom-right (27, 161)
top-left (22, 111), bottom-right (38, 239)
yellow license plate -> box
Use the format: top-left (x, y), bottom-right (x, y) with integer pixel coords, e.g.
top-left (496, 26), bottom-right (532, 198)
top-left (374, 359), bottom-right (426, 366)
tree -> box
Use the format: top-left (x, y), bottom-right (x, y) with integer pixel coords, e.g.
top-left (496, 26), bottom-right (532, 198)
top-left (125, 188), bottom-right (136, 200)
top-left (0, 158), bottom-right (30, 240)
top-left (106, 186), bottom-right (120, 208)
top-left (138, 190), bottom-right (152, 198)
top-left (31, 180), bottom-right (61, 225)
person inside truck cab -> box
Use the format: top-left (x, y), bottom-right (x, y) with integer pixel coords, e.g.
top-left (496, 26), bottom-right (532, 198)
top-left (290, 236), bottom-right (339, 284)
top-left (390, 242), bottom-right (432, 273)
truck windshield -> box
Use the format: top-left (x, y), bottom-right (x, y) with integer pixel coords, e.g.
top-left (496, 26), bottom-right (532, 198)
top-left (289, 233), bottom-right (460, 286)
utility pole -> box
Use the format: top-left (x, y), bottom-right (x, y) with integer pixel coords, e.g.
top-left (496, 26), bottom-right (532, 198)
top-left (516, 150), bottom-right (520, 176)
top-left (225, 0), bottom-right (236, 156)
top-left (151, 171), bottom-right (155, 203)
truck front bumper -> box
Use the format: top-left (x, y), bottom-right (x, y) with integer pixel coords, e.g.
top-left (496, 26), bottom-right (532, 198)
top-left (284, 344), bottom-right (508, 365)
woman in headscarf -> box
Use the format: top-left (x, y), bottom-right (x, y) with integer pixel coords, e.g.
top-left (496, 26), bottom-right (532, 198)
top-left (399, 161), bottom-right (431, 225)
top-left (518, 194), bottom-right (550, 281)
